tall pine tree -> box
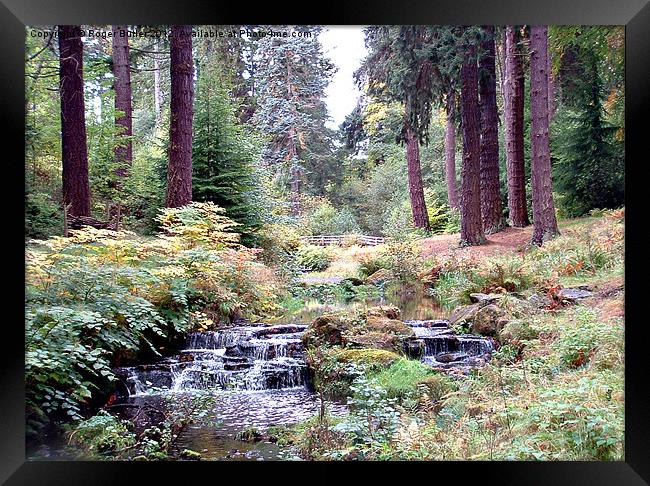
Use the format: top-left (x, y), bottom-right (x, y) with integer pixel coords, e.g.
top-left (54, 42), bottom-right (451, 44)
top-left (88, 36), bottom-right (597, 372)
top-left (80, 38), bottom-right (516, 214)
top-left (252, 28), bottom-right (336, 214)
top-left (192, 59), bottom-right (262, 242)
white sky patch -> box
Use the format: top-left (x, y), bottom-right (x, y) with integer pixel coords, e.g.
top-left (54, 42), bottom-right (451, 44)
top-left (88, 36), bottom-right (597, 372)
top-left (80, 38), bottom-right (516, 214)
top-left (320, 26), bottom-right (367, 130)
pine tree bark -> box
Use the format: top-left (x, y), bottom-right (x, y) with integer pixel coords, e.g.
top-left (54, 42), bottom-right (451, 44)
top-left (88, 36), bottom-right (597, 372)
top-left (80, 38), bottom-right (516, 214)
top-left (444, 92), bottom-right (459, 209)
top-left (405, 125), bottom-right (431, 232)
top-left (112, 25), bottom-right (132, 176)
top-left (58, 25), bottom-right (91, 217)
top-left (529, 25), bottom-right (560, 245)
top-left (547, 46), bottom-right (556, 123)
top-left (460, 48), bottom-right (486, 246)
top-left (166, 25), bottom-right (194, 208)
top-left (478, 26), bottom-right (504, 234)
top-left (154, 40), bottom-right (162, 125)
top-left (504, 26), bottom-right (530, 227)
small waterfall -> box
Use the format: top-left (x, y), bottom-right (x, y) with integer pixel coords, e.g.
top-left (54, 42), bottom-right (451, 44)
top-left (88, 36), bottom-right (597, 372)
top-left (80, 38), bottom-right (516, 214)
top-left (405, 320), bottom-right (494, 370)
top-left (120, 324), bottom-right (309, 396)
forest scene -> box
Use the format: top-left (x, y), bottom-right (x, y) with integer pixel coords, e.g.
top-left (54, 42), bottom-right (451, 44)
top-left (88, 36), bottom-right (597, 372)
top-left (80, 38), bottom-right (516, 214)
top-left (25, 25), bottom-right (625, 461)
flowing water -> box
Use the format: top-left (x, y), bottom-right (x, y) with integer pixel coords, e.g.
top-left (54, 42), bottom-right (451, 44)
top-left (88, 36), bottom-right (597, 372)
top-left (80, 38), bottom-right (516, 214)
top-left (28, 291), bottom-right (493, 461)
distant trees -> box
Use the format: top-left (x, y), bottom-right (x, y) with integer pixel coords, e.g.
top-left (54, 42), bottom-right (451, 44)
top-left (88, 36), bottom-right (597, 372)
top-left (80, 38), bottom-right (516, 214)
top-left (529, 25), bottom-right (560, 245)
top-left (444, 91), bottom-right (459, 209)
top-left (459, 40), bottom-right (486, 246)
top-left (111, 25), bottom-right (132, 177)
top-left (252, 28), bottom-right (336, 215)
top-left (358, 26), bottom-right (434, 232)
top-left (551, 26), bottom-right (624, 217)
top-left (503, 26), bottom-right (530, 228)
top-left (478, 26), bottom-right (504, 234)
top-left (58, 25), bottom-right (91, 217)
top-left (165, 25), bottom-right (194, 208)
top-left (192, 58), bottom-right (261, 242)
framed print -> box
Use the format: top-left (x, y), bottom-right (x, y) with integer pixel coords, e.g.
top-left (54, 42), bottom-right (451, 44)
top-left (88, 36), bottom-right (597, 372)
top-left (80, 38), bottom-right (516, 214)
top-left (2, 0), bottom-right (648, 483)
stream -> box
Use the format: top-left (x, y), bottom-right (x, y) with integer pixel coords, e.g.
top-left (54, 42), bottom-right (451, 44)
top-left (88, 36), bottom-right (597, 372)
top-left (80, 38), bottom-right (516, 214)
top-left (28, 291), bottom-right (494, 461)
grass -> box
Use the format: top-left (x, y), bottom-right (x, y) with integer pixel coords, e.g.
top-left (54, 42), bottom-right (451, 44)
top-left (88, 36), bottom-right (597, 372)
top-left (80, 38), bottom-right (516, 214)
top-left (288, 210), bottom-right (624, 461)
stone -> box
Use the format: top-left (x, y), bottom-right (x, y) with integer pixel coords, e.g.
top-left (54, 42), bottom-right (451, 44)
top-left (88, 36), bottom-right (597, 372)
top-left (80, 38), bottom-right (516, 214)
top-left (403, 338), bottom-right (425, 359)
top-left (448, 304), bottom-right (481, 328)
top-left (527, 293), bottom-right (552, 309)
top-left (301, 314), bottom-right (355, 348)
top-left (557, 287), bottom-right (593, 302)
top-left (470, 304), bottom-right (508, 337)
top-left (362, 306), bottom-right (401, 321)
top-left (180, 449), bottom-right (202, 460)
top-left (469, 293), bottom-right (501, 306)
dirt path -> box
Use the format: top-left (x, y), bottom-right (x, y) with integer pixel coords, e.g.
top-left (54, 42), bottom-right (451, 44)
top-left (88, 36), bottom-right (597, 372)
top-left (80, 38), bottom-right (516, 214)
top-left (420, 226), bottom-right (533, 259)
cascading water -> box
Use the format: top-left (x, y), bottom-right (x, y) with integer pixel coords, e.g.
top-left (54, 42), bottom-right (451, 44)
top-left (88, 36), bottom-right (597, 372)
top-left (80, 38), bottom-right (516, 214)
top-left (109, 317), bottom-right (494, 460)
top-left (116, 324), bottom-right (310, 397)
top-left (403, 319), bottom-right (495, 369)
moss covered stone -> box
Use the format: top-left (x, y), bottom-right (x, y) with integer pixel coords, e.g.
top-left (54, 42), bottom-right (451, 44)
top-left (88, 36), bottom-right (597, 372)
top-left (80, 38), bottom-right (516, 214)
top-left (332, 348), bottom-right (400, 368)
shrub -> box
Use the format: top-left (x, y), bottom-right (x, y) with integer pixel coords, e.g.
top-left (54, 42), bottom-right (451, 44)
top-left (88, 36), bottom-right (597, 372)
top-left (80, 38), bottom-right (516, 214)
top-left (69, 411), bottom-right (136, 458)
top-left (25, 203), bottom-right (285, 436)
top-left (556, 307), bottom-right (623, 369)
top-left (295, 245), bottom-right (332, 272)
top-left (358, 253), bottom-right (391, 278)
top-left (300, 197), bottom-right (361, 236)
top-left (370, 358), bottom-right (436, 402)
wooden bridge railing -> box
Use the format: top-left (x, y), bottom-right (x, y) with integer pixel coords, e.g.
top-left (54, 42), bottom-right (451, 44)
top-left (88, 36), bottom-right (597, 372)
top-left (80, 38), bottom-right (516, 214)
top-left (300, 234), bottom-right (385, 247)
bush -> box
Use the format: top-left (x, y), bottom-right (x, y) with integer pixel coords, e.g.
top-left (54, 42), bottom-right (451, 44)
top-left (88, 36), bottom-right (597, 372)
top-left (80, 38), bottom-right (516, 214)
top-left (556, 307), bottom-right (623, 369)
top-left (370, 358), bottom-right (436, 402)
top-left (26, 203), bottom-right (286, 436)
top-left (25, 191), bottom-right (63, 239)
top-left (295, 245), bottom-right (332, 272)
top-left (69, 411), bottom-right (136, 458)
top-left (300, 197), bottom-right (361, 236)
top-left (358, 253), bottom-right (391, 278)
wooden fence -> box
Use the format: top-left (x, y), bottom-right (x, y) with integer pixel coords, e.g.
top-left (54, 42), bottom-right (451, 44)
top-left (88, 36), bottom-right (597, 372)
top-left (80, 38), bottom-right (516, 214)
top-left (300, 234), bottom-right (385, 247)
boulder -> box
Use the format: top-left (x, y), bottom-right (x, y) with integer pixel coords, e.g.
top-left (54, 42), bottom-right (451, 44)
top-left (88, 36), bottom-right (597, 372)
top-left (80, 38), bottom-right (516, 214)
top-left (343, 316), bottom-right (415, 352)
top-left (469, 304), bottom-right (508, 337)
top-left (301, 314), bottom-right (355, 348)
top-left (469, 293), bottom-right (501, 306)
top-left (527, 293), bottom-right (552, 309)
top-left (362, 306), bottom-right (401, 321)
top-left (403, 338), bottom-right (425, 359)
top-left (448, 304), bottom-right (481, 329)
top-left (557, 287), bottom-right (593, 302)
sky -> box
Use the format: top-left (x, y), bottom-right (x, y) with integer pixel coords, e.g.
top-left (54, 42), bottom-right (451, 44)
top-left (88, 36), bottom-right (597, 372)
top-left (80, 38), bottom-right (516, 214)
top-left (319, 26), bottom-right (368, 130)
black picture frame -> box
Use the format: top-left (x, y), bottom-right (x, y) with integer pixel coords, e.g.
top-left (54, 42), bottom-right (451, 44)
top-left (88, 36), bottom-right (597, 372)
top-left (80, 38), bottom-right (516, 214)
top-left (2, 0), bottom-right (648, 483)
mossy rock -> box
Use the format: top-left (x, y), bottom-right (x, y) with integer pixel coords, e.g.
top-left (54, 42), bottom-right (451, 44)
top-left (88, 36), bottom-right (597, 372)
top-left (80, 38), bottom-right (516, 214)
top-left (302, 314), bottom-right (356, 348)
top-left (448, 303), bottom-right (480, 329)
top-left (341, 316), bottom-right (415, 353)
top-left (499, 319), bottom-right (540, 344)
top-left (179, 449), bottom-right (202, 460)
top-left (470, 304), bottom-right (508, 337)
top-left (332, 348), bottom-right (400, 368)
top-left (361, 306), bottom-right (401, 321)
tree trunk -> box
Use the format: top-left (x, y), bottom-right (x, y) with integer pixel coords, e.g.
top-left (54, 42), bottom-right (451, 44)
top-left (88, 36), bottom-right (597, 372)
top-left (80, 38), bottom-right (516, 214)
top-left (460, 47), bottom-right (486, 246)
top-left (478, 26), bottom-right (504, 234)
top-left (547, 45), bottom-right (557, 123)
top-left (166, 25), bottom-right (194, 208)
top-left (154, 40), bottom-right (162, 124)
top-left (529, 25), bottom-right (560, 245)
top-left (444, 92), bottom-right (459, 209)
top-left (405, 125), bottom-right (431, 232)
top-left (289, 162), bottom-right (302, 215)
top-left (504, 26), bottom-right (530, 227)
top-left (58, 25), bottom-right (91, 217)
top-left (112, 25), bottom-right (132, 176)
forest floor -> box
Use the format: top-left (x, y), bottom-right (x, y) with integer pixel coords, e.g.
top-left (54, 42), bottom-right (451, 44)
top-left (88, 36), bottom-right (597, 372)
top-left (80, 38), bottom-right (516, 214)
top-left (419, 217), bottom-right (599, 259)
